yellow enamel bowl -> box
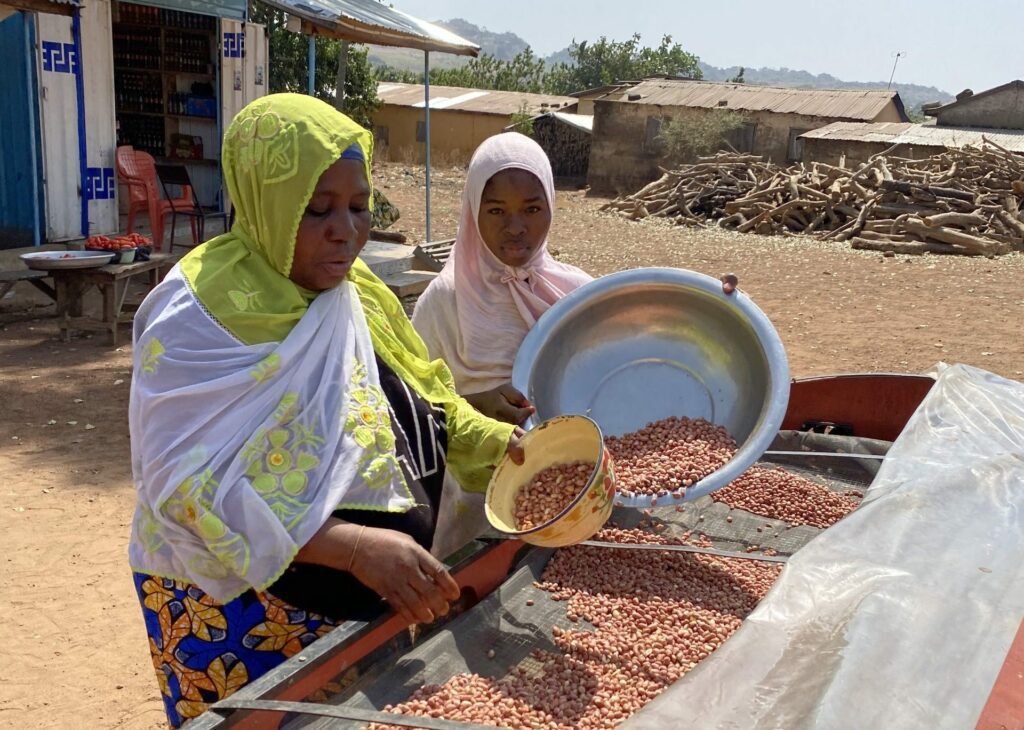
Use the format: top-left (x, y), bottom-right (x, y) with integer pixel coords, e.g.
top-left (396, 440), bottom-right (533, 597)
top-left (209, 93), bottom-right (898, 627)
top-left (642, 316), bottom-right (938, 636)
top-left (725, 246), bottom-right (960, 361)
top-left (485, 415), bottom-right (617, 548)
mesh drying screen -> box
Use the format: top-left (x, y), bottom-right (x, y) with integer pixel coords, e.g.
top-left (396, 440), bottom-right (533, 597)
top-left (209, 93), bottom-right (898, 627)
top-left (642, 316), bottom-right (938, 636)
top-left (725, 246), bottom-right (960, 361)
top-left (282, 432), bottom-right (890, 729)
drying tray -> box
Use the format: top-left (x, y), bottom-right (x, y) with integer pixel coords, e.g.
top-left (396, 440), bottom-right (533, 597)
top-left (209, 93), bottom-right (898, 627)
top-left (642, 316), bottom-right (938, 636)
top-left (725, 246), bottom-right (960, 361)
top-left (265, 431), bottom-right (888, 730)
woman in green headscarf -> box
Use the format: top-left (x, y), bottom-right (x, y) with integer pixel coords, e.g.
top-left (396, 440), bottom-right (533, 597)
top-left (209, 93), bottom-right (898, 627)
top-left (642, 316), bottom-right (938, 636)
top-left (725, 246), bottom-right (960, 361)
top-left (127, 94), bottom-right (522, 727)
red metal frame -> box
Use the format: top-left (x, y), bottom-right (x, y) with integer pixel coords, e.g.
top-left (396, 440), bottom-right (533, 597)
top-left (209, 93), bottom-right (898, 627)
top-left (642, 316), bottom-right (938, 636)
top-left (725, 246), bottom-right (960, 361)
top-left (975, 612), bottom-right (1024, 729)
top-left (782, 373), bottom-right (935, 442)
top-left (197, 373), bottom-right (1024, 729)
top-left (208, 539), bottom-right (527, 729)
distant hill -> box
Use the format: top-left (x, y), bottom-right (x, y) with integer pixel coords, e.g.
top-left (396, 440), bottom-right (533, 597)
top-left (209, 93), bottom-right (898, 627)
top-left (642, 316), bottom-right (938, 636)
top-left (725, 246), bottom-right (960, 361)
top-left (367, 20), bottom-right (954, 113)
top-left (366, 18), bottom-right (528, 72)
top-left (698, 63), bottom-right (953, 114)
top-left (439, 18), bottom-right (530, 60)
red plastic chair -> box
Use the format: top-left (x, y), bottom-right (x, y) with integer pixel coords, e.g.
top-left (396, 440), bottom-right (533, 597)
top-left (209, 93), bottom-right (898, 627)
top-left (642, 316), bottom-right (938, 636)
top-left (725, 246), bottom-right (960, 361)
top-left (115, 146), bottom-right (194, 250)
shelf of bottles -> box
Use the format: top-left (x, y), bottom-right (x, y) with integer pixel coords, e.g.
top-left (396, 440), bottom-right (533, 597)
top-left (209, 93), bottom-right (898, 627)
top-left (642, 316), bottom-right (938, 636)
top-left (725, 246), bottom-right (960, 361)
top-left (117, 3), bottom-right (216, 32)
top-left (164, 31), bottom-right (213, 75)
top-left (113, 3), bottom-right (219, 162)
top-left (112, 25), bottom-right (160, 71)
top-left (115, 69), bottom-right (163, 114)
top-left (116, 115), bottom-right (165, 158)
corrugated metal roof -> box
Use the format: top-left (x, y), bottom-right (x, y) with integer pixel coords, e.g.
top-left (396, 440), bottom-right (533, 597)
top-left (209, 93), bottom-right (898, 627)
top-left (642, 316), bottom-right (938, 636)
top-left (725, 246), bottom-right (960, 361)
top-left (507, 111), bottom-right (593, 133)
top-left (619, 79), bottom-right (903, 121)
top-left (550, 111), bottom-right (593, 132)
top-left (1, 0), bottom-right (79, 14)
top-left (377, 82), bottom-right (577, 116)
top-left (932, 80), bottom-right (1024, 114)
top-left (800, 121), bottom-right (1024, 152)
top-left (569, 82), bottom-right (636, 99)
top-left (263, 0), bottom-right (479, 56)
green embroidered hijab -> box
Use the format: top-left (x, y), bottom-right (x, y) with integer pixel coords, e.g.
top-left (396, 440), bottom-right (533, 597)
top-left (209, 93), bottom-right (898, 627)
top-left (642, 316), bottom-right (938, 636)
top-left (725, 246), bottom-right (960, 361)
top-left (180, 93), bottom-right (373, 343)
top-left (178, 93), bottom-right (513, 491)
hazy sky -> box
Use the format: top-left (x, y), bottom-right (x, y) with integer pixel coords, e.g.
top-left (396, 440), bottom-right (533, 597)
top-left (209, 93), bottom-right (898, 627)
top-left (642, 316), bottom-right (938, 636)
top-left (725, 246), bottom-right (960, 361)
top-left (394, 0), bottom-right (1021, 94)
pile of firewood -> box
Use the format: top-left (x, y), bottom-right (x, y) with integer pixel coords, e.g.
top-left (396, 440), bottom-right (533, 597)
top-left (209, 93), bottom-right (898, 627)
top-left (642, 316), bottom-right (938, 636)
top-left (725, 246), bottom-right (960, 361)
top-left (602, 142), bottom-right (1024, 256)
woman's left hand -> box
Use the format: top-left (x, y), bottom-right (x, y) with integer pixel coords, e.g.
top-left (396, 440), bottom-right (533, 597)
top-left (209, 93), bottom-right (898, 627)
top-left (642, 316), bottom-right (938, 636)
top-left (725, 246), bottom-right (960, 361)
top-left (465, 384), bottom-right (536, 426)
top-left (506, 427), bottom-right (526, 465)
top-left (721, 273), bottom-right (739, 296)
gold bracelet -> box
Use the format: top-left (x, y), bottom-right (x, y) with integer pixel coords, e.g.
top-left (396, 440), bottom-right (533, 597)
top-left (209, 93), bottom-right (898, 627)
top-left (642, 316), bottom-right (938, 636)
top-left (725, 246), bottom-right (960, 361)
top-left (347, 525), bottom-right (366, 573)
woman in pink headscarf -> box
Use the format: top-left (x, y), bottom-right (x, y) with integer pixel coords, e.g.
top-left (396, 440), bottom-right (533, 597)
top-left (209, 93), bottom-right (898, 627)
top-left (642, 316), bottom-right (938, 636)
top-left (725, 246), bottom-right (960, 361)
top-left (413, 132), bottom-right (592, 425)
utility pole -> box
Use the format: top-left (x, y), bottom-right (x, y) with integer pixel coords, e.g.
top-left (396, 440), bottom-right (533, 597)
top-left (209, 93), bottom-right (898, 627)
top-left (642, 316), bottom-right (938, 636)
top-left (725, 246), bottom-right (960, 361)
top-left (888, 51), bottom-right (906, 90)
top-left (335, 40), bottom-right (349, 111)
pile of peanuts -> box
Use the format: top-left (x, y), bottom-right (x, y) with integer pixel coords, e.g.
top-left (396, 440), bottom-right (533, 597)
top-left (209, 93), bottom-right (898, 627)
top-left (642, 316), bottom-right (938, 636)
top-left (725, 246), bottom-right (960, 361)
top-left (711, 465), bottom-right (861, 529)
top-left (365, 423), bottom-right (866, 729)
top-left (604, 416), bottom-right (737, 499)
top-left (514, 461), bottom-right (593, 530)
top-left (370, 528), bottom-right (781, 730)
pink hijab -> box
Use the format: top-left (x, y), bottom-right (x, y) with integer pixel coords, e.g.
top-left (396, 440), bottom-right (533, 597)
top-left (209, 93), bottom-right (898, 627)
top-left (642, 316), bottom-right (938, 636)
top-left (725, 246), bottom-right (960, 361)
top-left (413, 133), bottom-right (592, 394)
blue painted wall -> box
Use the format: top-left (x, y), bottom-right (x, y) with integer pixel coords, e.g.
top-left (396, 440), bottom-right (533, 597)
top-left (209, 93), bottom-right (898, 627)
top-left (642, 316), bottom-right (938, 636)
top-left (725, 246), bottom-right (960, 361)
top-left (0, 11), bottom-right (45, 249)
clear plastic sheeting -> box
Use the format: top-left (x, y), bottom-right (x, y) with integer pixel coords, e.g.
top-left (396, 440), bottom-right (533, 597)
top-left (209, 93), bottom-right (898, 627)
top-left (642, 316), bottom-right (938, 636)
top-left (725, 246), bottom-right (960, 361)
top-left (620, 365), bottom-right (1024, 730)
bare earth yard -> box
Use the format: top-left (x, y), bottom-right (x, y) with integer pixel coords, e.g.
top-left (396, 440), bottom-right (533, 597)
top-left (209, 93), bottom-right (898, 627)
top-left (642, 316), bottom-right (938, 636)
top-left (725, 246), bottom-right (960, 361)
top-left (1, 162), bottom-right (1021, 728)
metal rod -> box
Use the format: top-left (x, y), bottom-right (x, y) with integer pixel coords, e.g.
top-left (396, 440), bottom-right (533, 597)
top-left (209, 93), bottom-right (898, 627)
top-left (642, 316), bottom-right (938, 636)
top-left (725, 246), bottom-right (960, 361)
top-left (888, 51), bottom-right (905, 89)
top-left (424, 50), bottom-right (432, 241)
top-left (335, 39), bottom-right (349, 111)
top-left (210, 698), bottom-right (505, 730)
top-left (578, 540), bottom-right (789, 563)
top-left (71, 7), bottom-right (89, 237)
top-left (307, 35), bottom-right (316, 96)
top-left (24, 14), bottom-right (42, 245)
top-left (763, 450), bottom-right (885, 460)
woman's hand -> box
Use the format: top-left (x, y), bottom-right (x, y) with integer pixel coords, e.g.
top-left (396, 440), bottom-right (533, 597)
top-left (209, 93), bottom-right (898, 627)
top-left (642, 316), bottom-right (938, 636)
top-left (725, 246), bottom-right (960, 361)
top-left (465, 384), bottom-right (536, 426)
top-left (506, 426), bottom-right (526, 465)
top-left (349, 528), bottom-right (461, 625)
top-left (296, 519), bottom-right (460, 625)
top-left (721, 273), bottom-right (739, 296)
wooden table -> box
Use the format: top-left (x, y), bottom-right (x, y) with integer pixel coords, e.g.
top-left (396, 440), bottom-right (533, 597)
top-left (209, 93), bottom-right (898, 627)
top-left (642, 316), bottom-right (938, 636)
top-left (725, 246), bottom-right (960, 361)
top-left (52, 253), bottom-right (178, 345)
top-left (0, 268), bottom-right (57, 302)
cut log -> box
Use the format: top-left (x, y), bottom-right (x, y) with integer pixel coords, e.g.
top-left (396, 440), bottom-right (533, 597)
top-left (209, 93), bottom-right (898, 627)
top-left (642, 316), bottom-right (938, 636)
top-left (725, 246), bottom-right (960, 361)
top-left (900, 218), bottom-right (1007, 254)
top-left (850, 237), bottom-right (978, 256)
top-left (920, 212), bottom-right (989, 229)
top-left (880, 180), bottom-right (976, 202)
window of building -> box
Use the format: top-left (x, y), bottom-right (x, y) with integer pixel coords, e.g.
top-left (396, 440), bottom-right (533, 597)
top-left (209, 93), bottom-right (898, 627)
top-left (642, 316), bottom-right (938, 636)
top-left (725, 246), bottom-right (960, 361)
top-left (416, 120), bottom-right (426, 143)
top-left (374, 125), bottom-right (390, 147)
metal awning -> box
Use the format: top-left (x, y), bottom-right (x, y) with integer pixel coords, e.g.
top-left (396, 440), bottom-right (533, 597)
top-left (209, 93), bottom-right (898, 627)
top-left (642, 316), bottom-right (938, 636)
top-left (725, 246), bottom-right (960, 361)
top-left (266, 0), bottom-right (480, 241)
top-left (266, 0), bottom-right (480, 56)
top-left (0, 0), bottom-right (78, 16)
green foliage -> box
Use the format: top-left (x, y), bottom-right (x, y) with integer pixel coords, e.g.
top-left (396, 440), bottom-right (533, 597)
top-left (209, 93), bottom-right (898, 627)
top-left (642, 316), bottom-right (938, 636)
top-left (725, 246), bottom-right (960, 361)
top-left (905, 105), bottom-right (928, 123)
top-left (655, 110), bottom-right (748, 165)
top-left (247, 1), bottom-right (381, 128)
top-left (544, 34), bottom-right (702, 95)
top-left (727, 67), bottom-right (745, 84)
top-left (372, 48), bottom-right (547, 93)
top-left (372, 34), bottom-right (701, 97)
top-left (509, 102), bottom-right (535, 135)
top-left (374, 65), bottom-right (423, 84)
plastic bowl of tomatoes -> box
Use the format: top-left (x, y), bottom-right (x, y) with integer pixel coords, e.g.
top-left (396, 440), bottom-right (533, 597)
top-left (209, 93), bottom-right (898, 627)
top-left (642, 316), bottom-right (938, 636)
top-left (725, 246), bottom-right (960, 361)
top-left (86, 233), bottom-right (152, 264)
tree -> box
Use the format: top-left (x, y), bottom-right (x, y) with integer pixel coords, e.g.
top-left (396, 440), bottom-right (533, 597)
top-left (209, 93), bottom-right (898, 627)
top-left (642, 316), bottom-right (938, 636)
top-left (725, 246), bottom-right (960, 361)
top-left (544, 34), bottom-right (702, 95)
top-left (655, 110), bottom-right (748, 166)
top-left (727, 67), bottom-right (745, 84)
top-left (372, 34), bottom-right (702, 98)
top-left (373, 50), bottom-right (546, 92)
top-left (509, 102), bottom-right (535, 136)
top-left (247, 1), bottom-right (381, 128)
top-left (374, 65), bottom-right (423, 84)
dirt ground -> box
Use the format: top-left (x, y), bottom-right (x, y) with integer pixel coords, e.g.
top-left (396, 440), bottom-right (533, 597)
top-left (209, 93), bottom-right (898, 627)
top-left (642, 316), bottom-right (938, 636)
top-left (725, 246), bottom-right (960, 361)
top-left (1, 161), bottom-right (1022, 729)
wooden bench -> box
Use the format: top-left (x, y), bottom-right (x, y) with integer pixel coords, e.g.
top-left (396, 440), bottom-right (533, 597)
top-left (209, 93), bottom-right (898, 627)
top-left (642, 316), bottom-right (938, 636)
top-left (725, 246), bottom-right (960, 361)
top-left (0, 268), bottom-right (57, 303)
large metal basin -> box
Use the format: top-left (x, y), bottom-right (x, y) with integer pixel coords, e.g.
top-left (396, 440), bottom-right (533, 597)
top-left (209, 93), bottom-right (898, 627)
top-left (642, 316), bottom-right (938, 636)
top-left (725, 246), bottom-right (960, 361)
top-left (512, 267), bottom-right (790, 505)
